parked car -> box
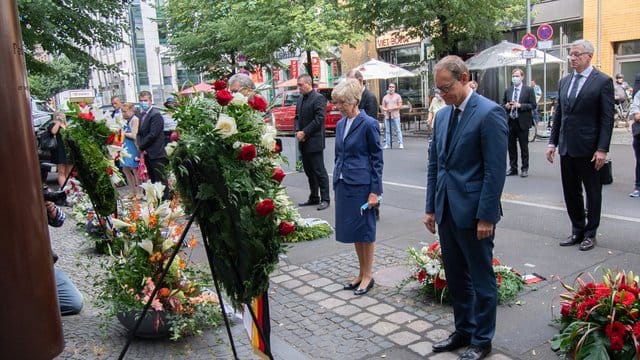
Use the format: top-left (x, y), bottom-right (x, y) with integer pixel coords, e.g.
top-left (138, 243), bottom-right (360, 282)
top-left (265, 88), bottom-right (342, 133)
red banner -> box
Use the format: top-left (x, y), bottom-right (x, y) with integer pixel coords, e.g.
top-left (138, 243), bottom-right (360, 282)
top-left (311, 57), bottom-right (321, 79)
top-left (251, 66), bottom-right (264, 83)
top-left (330, 61), bottom-right (338, 77)
top-left (272, 67), bottom-right (280, 82)
top-left (290, 60), bottom-right (298, 79)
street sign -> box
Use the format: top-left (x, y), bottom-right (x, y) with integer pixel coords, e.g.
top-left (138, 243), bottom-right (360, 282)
top-left (538, 40), bottom-right (553, 50)
top-left (537, 23), bottom-right (554, 41)
top-left (522, 33), bottom-right (537, 50)
top-left (522, 49), bottom-right (536, 59)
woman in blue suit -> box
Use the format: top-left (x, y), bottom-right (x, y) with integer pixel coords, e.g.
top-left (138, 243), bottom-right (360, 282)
top-left (332, 79), bottom-right (384, 296)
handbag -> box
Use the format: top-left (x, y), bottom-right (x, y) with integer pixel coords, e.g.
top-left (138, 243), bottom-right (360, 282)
top-left (600, 159), bottom-right (613, 185)
top-left (137, 152), bottom-right (149, 182)
top-left (39, 130), bottom-right (57, 152)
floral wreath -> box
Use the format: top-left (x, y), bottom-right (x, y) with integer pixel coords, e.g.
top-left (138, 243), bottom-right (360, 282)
top-left (169, 81), bottom-right (292, 307)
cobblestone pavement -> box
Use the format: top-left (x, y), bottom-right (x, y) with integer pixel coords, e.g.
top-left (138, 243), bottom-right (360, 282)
top-left (51, 214), bottom-right (517, 360)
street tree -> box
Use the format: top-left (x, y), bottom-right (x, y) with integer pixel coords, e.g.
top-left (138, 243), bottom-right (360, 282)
top-left (18, 0), bottom-right (130, 75)
top-left (344, 0), bottom-right (528, 57)
top-left (29, 56), bottom-right (90, 100)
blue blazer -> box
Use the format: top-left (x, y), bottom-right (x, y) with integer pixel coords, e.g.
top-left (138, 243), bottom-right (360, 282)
top-left (425, 92), bottom-right (508, 228)
top-left (333, 110), bottom-right (383, 195)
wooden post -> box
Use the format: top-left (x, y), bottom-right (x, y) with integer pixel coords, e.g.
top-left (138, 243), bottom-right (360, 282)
top-left (0, 1), bottom-right (64, 358)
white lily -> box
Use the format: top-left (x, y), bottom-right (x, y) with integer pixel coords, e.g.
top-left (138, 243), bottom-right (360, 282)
top-left (111, 218), bottom-right (133, 229)
top-left (139, 239), bottom-right (154, 255)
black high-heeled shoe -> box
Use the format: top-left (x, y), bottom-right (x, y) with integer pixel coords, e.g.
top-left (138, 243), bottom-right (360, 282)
top-left (343, 280), bottom-right (361, 290)
top-left (354, 279), bottom-right (375, 295)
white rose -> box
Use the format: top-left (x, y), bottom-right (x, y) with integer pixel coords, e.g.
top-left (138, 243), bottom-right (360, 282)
top-left (231, 92), bottom-right (248, 105)
top-left (261, 132), bottom-right (276, 150)
top-left (215, 114), bottom-right (238, 138)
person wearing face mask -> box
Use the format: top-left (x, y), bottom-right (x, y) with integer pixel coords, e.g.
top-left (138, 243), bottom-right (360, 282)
top-left (136, 90), bottom-right (169, 199)
top-left (503, 68), bottom-right (537, 178)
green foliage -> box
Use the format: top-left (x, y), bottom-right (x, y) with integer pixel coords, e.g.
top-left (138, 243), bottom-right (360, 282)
top-left (344, 0), bottom-right (529, 57)
top-left (18, 0), bottom-right (131, 75)
top-left (28, 56), bottom-right (90, 100)
top-left (285, 222), bottom-right (333, 243)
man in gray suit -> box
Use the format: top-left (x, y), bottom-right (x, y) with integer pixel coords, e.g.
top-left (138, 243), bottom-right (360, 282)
top-left (546, 39), bottom-right (614, 251)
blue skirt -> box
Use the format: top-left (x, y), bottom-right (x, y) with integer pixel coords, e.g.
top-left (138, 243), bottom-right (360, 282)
top-left (334, 180), bottom-right (376, 243)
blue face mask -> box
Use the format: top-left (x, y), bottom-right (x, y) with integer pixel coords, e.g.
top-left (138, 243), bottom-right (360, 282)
top-left (139, 101), bottom-right (150, 111)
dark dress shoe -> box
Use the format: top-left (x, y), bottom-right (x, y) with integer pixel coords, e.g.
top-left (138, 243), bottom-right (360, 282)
top-left (298, 200), bottom-right (320, 206)
top-left (432, 332), bottom-right (470, 353)
top-left (559, 234), bottom-right (583, 246)
top-left (458, 345), bottom-right (491, 360)
top-left (579, 237), bottom-right (596, 251)
top-left (317, 201), bottom-right (330, 211)
top-left (506, 169), bottom-right (518, 176)
top-left (354, 279), bottom-right (374, 295)
top-left (520, 170), bottom-right (528, 178)
top-left (343, 281), bottom-right (361, 290)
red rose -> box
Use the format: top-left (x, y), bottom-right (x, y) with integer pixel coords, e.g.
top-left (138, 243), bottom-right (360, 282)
top-left (272, 168), bottom-right (286, 183)
top-left (216, 89), bottom-right (233, 106)
top-left (279, 221), bottom-right (296, 236)
top-left (79, 111), bottom-right (95, 121)
top-left (106, 168), bottom-right (114, 175)
top-left (106, 132), bottom-right (116, 145)
top-left (434, 275), bottom-right (447, 290)
top-left (255, 198), bottom-right (275, 216)
top-left (248, 95), bottom-right (268, 112)
top-left (274, 143), bottom-right (281, 153)
top-left (170, 130), bottom-right (180, 142)
top-left (237, 143), bottom-right (257, 161)
top-left (213, 80), bottom-right (227, 91)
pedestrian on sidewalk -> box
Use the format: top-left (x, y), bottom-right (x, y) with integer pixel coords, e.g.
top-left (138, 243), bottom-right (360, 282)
top-left (136, 90), bottom-right (170, 199)
top-left (294, 74), bottom-right (331, 211)
top-left (120, 102), bottom-right (141, 199)
top-left (332, 79), bottom-right (383, 296)
top-left (423, 55), bottom-right (507, 360)
top-left (546, 39), bottom-right (614, 252)
top-left (628, 90), bottom-right (640, 198)
top-left (503, 68), bottom-right (536, 178)
top-left (382, 83), bottom-right (404, 149)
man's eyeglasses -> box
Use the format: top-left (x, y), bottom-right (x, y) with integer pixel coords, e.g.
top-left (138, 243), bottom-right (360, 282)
top-left (435, 81), bottom-right (456, 95)
top-left (568, 52), bottom-right (589, 58)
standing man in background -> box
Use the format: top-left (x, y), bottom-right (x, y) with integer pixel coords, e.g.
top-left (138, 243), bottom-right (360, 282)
top-left (294, 74), bottom-right (331, 211)
top-left (381, 83), bottom-right (404, 149)
top-left (503, 68), bottom-right (537, 178)
top-left (546, 39), bottom-right (614, 252)
top-left (136, 90), bottom-right (169, 199)
top-left (424, 55), bottom-right (507, 360)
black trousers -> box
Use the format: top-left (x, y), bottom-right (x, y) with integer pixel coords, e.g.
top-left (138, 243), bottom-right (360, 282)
top-left (508, 119), bottom-right (529, 171)
top-left (147, 156), bottom-right (170, 200)
top-left (301, 151), bottom-right (330, 203)
top-left (633, 134), bottom-right (640, 189)
top-left (560, 155), bottom-right (602, 238)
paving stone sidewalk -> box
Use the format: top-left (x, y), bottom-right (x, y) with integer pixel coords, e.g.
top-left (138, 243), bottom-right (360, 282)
top-left (51, 213), bottom-right (520, 360)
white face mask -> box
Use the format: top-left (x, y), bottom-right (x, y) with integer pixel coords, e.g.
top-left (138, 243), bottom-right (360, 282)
top-left (512, 76), bottom-right (522, 86)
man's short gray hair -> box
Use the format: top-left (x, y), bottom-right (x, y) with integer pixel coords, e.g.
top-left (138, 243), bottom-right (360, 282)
top-left (571, 39), bottom-right (595, 54)
top-left (228, 73), bottom-right (255, 90)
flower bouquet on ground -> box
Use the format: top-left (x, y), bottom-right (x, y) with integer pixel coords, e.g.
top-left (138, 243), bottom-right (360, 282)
top-left (400, 241), bottom-right (524, 304)
top-left (96, 182), bottom-right (222, 340)
top-left (551, 269), bottom-right (640, 359)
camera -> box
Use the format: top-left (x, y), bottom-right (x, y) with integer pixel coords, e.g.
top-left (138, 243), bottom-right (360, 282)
top-left (44, 190), bottom-right (67, 205)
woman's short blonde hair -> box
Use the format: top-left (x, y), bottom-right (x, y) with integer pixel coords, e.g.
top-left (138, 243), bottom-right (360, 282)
top-left (121, 102), bottom-right (136, 112)
top-left (331, 78), bottom-right (362, 105)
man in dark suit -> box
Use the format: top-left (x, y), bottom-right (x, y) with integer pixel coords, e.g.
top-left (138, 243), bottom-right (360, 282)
top-left (424, 56), bottom-right (508, 360)
top-left (503, 68), bottom-right (536, 178)
top-left (136, 90), bottom-right (169, 199)
top-left (294, 74), bottom-right (331, 211)
top-left (546, 39), bottom-right (614, 251)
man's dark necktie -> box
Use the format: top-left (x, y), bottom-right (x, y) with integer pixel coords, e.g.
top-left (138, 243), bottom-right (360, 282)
top-left (510, 88), bottom-right (519, 119)
top-left (568, 74), bottom-right (582, 107)
top-left (446, 107), bottom-right (461, 152)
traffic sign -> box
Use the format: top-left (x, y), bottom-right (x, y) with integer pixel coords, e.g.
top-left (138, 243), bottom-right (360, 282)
top-left (536, 23), bottom-right (553, 41)
top-left (522, 49), bottom-right (536, 59)
top-left (538, 40), bottom-right (553, 50)
top-left (522, 33), bottom-right (537, 50)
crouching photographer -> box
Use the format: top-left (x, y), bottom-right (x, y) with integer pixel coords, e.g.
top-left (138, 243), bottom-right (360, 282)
top-left (45, 195), bottom-right (83, 316)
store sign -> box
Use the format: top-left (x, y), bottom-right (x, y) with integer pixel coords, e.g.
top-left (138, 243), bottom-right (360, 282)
top-left (376, 31), bottom-right (421, 49)
top-left (311, 57), bottom-right (321, 79)
top-left (290, 60), bottom-right (299, 79)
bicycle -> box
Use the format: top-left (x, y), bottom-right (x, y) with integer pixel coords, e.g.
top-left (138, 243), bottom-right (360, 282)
top-left (614, 100), bottom-right (631, 128)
